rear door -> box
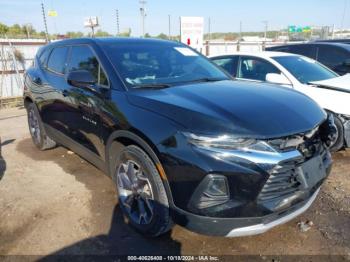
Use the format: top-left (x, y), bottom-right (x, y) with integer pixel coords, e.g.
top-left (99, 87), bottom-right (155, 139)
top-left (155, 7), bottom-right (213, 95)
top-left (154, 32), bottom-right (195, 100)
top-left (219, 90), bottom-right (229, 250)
top-left (40, 45), bottom-right (71, 137)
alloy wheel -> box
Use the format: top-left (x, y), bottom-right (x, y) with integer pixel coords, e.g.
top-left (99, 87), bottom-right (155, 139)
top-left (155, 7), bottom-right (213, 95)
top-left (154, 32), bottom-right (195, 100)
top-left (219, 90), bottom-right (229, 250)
top-left (116, 160), bottom-right (154, 225)
top-left (28, 108), bottom-right (41, 144)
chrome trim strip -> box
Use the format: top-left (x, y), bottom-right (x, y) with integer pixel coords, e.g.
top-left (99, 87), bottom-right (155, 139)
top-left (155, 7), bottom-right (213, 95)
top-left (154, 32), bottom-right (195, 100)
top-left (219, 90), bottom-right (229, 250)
top-left (226, 188), bottom-right (320, 237)
top-left (200, 147), bottom-right (303, 166)
top-left (216, 149), bottom-right (302, 165)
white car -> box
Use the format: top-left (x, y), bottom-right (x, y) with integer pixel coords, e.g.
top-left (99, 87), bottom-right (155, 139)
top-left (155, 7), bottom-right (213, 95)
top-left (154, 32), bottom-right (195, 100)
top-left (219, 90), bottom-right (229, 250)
top-left (210, 51), bottom-right (350, 151)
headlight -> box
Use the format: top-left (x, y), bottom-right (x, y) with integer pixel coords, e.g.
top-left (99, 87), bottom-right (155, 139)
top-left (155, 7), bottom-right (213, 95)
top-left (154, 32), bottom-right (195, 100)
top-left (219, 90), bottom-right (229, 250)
top-left (183, 132), bottom-right (276, 153)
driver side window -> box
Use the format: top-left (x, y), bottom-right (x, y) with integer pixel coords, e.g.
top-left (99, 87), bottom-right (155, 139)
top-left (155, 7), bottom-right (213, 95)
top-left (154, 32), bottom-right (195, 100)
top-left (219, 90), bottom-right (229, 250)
top-left (68, 45), bottom-right (109, 87)
top-left (238, 56), bottom-right (280, 81)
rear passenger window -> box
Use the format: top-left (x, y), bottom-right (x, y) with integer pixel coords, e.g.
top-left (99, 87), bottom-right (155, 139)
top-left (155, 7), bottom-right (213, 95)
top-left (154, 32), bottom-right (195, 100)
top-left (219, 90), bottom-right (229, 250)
top-left (47, 47), bottom-right (69, 74)
top-left (317, 45), bottom-right (350, 67)
top-left (68, 45), bottom-right (109, 87)
top-left (271, 46), bottom-right (290, 52)
top-left (289, 45), bottom-right (317, 59)
top-left (212, 56), bottom-right (238, 76)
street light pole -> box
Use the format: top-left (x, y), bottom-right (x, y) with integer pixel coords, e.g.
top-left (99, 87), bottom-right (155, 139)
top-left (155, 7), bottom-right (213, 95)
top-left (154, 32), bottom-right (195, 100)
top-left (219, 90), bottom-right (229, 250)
top-left (208, 17), bottom-right (211, 42)
top-left (168, 14), bottom-right (171, 39)
top-left (116, 9), bottom-right (120, 36)
top-left (239, 21), bottom-right (242, 41)
top-left (340, 0), bottom-right (348, 35)
top-left (262, 20), bottom-right (268, 41)
top-left (140, 0), bottom-right (147, 37)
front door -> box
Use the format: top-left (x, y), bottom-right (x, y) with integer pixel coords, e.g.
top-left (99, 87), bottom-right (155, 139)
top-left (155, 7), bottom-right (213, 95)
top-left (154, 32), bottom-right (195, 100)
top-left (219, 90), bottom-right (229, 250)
top-left (65, 45), bottom-right (110, 160)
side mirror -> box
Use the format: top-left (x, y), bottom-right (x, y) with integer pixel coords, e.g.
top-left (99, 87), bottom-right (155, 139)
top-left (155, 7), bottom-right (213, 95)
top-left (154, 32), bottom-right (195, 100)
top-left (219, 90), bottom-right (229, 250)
top-left (266, 73), bottom-right (291, 85)
top-left (343, 59), bottom-right (350, 67)
top-left (67, 70), bottom-right (96, 89)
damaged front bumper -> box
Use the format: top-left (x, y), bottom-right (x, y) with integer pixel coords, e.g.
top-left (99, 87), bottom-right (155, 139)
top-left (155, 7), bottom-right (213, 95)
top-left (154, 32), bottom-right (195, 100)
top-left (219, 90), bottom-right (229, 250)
top-left (341, 117), bottom-right (350, 147)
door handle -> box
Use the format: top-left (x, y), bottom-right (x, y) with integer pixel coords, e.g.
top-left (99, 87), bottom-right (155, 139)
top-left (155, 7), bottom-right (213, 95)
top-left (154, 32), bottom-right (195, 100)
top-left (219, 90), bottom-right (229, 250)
top-left (62, 89), bottom-right (69, 97)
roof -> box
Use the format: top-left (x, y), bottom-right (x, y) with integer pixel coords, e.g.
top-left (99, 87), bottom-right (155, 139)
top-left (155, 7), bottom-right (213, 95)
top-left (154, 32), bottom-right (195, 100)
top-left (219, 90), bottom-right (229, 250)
top-left (209, 51), bottom-right (300, 59)
top-left (269, 41), bottom-right (350, 51)
top-left (48, 37), bottom-right (181, 47)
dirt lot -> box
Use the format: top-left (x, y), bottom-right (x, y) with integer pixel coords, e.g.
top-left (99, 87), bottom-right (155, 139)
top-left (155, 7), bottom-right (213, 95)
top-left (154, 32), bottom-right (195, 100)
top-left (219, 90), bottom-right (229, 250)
top-left (0, 107), bottom-right (349, 258)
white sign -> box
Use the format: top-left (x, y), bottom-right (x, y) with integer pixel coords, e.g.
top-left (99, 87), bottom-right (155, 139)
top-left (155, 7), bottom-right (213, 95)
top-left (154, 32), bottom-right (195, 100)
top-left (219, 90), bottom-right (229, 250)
top-left (180, 17), bottom-right (204, 51)
top-left (84, 17), bottom-right (99, 27)
top-left (174, 47), bottom-right (198, 56)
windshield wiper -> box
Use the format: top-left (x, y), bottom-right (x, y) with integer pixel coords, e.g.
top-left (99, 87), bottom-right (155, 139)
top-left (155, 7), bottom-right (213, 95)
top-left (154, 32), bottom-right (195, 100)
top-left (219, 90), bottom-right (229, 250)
top-left (133, 83), bottom-right (171, 89)
top-left (184, 77), bottom-right (227, 84)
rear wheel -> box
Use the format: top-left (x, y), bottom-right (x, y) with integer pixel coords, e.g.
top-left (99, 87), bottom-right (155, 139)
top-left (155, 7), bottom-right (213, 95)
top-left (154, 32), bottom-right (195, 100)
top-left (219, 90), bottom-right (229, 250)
top-left (330, 115), bottom-right (344, 152)
top-left (113, 145), bottom-right (172, 237)
top-left (26, 103), bottom-right (56, 150)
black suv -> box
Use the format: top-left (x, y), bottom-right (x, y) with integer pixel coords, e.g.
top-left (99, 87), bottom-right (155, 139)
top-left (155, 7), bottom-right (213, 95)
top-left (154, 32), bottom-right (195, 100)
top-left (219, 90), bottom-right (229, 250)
top-left (24, 38), bottom-right (334, 237)
top-left (267, 42), bottom-right (350, 75)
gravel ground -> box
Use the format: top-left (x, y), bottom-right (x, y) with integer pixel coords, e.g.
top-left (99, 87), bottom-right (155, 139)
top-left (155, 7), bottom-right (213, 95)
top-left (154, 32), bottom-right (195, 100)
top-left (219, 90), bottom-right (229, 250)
top-left (0, 107), bottom-right (349, 259)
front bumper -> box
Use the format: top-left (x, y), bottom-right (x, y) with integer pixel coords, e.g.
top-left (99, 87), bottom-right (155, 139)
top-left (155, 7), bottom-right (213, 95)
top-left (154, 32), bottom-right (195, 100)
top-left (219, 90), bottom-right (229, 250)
top-left (226, 188), bottom-right (319, 237)
top-left (171, 187), bottom-right (320, 237)
top-left (343, 119), bottom-right (350, 147)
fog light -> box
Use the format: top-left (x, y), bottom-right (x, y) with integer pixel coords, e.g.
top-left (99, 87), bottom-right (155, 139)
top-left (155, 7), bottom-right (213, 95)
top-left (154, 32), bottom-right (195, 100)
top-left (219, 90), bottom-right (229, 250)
top-left (189, 174), bottom-right (230, 209)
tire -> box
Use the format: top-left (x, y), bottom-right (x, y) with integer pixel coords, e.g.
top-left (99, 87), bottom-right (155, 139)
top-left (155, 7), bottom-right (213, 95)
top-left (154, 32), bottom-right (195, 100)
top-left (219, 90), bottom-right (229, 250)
top-left (113, 145), bottom-right (173, 237)
top-left (330, 115), bottom-right (344, 152)
top-left (26, 103), bottom-right (56, 151)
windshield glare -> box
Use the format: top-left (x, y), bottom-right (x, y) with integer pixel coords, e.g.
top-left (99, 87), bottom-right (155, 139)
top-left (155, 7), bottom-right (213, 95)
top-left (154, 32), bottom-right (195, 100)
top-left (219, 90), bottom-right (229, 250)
top-left (103, 43), bottom-right (229, 88)
top-left (273, 56), bottom-right (338, 84)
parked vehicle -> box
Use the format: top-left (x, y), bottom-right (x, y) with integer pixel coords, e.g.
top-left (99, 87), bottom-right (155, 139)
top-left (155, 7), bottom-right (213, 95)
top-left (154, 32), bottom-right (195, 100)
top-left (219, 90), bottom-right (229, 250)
top-left (24, 38), bottom-right (335, 237)
top-left (314, 39), bottom-right (350, 44)
top-left (211, 51), bottom-right (350, 152)
top-left (266, 42), bottom-right (350, 75)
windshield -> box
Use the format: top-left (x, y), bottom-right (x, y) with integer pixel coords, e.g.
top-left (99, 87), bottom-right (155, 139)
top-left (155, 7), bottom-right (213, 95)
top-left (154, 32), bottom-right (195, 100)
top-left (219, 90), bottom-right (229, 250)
top-left (273, 56), bottom-right (338, 84)
top-left (102, 42), bottom-right (229, 88)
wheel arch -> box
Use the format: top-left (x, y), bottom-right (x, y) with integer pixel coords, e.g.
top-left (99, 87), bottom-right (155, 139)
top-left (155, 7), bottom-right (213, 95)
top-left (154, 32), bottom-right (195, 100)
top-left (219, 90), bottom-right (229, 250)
top-left (106, 129), bottom-right (174, 205)
top-left (23, 96), bottom-right (33, 108)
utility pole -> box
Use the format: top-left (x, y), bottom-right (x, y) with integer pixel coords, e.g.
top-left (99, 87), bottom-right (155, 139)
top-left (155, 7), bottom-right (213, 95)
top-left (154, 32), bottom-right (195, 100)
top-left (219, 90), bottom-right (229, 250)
top-left (208, 17), bottom-right (211, 42)
top-left (168, 15), bottom-right (171, 40)
top-left (116, 9), bottom-right (120, 36)
top-left (139, 0), bottom-right (147, 37)
top-left (41, 1), bottom-right (49, 42)
top-left (340, 0), bottom-right (348, 35)
top-left (239, 21), bottom-right (242, 41)
top-left (262, 20), bottom-right (268, 41)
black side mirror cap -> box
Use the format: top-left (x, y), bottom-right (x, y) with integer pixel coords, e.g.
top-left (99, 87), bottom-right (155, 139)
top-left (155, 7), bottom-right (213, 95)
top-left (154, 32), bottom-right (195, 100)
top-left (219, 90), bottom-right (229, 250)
top-left (67, 70), bottom-right (96, 88)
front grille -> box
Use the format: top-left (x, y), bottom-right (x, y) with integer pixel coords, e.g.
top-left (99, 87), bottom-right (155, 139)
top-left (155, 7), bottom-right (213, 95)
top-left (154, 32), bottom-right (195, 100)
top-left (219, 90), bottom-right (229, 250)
top-left (258, 160), bottom-right (302, 202)
top-left (258, 129), bottom-right (324, 202)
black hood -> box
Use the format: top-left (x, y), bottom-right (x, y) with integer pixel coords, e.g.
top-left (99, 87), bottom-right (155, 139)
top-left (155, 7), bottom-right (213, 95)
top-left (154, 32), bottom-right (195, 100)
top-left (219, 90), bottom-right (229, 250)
top-left (127, 80), bottom-right (326, 139)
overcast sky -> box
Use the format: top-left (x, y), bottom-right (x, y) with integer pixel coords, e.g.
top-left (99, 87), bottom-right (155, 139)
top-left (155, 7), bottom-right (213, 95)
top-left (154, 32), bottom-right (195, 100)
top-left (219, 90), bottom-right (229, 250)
top-left (1, 0), bottom-right (349, 36)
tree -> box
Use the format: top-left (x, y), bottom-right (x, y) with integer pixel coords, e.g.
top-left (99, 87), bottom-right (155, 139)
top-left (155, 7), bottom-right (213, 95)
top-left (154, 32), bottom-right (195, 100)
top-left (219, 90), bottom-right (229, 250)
top-left (118, 28), bottom-right (131, 37)
top-left (21, 24), bottom-right (35, 38)
top-left (156, 33), bottom-right (168, 39)
top-left (66, 31), bottom-right (84, 38)
top-left (94, 29), bottom-right (111, 37)
top-left (144, 33), bottom-right (151, 38)
top-left (0, 22), bottom-right (9, 35)
top-left (8, 24), bottom-right (22, 36)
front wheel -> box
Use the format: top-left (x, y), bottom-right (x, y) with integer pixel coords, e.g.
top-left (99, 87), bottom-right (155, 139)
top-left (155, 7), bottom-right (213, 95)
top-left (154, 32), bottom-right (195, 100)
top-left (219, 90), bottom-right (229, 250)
top-left (330, 115), bottom-right (344, 152)
top-left (113, 145), bottom-right (173, 237)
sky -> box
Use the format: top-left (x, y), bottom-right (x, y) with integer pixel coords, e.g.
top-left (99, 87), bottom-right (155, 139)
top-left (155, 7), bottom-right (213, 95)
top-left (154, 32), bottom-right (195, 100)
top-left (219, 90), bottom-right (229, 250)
top-left (0, 0), bottom-right (349, 36)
